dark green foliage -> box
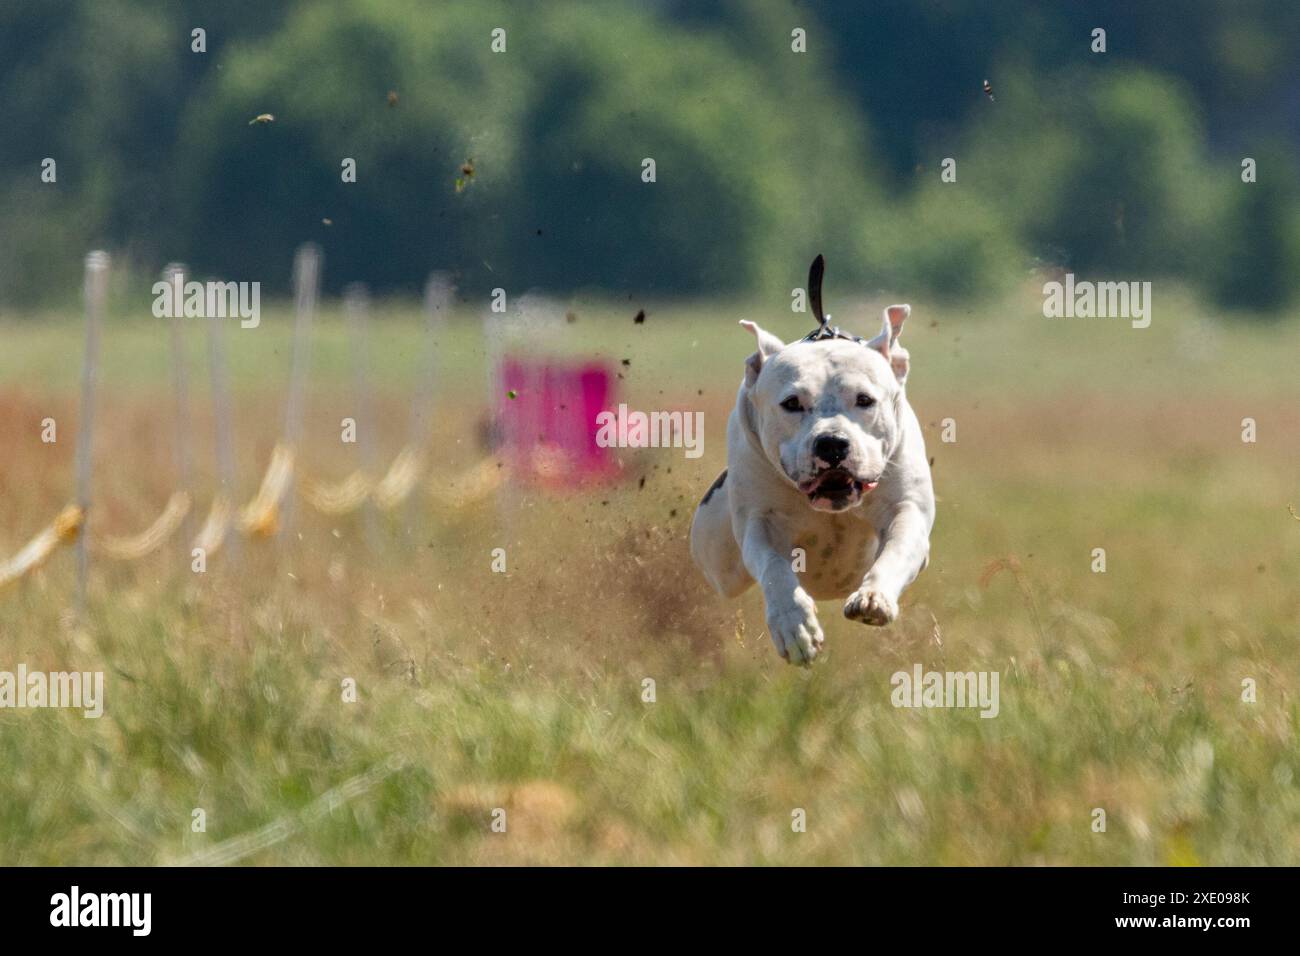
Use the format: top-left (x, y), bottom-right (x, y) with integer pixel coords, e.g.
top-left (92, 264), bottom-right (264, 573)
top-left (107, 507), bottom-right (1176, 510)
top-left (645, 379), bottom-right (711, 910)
top-left (0, 0), bottom-right (1296, 310)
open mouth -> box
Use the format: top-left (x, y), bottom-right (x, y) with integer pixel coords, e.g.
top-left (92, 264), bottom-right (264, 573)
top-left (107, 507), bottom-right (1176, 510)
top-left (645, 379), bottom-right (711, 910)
top-left (798, 467), bottom-right (878, 509)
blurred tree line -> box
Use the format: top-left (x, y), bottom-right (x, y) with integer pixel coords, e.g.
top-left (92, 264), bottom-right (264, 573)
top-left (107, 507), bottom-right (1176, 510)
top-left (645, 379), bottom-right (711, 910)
top-left (1, 0), bottom-right (1297, 311)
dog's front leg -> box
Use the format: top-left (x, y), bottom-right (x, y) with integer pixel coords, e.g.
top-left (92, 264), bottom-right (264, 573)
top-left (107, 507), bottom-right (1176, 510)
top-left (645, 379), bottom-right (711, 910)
top-left (740, 517), bottom-right (823, 664)
top-left (844, 502), bottom-right (931, 626)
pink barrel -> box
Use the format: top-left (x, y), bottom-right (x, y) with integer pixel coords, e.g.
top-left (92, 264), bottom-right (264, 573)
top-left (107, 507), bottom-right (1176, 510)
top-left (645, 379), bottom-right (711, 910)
top-left (497, 358), bottom-right (619, 486)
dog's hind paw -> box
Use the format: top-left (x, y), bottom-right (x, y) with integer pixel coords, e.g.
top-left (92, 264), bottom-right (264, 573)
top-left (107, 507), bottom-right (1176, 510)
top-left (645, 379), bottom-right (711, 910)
top-left (843, 589), bottom-right (898, 626)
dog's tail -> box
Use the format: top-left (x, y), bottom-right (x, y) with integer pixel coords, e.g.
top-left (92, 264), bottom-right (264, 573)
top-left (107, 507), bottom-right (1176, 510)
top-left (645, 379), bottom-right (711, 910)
top-left (808, 254), bottom-right (826, 327)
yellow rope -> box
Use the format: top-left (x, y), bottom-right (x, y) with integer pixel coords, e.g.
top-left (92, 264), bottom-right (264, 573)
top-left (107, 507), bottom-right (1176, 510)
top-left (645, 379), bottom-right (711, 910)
top-left (301, 470), bottom-right (375, 515)
top-left (91, 491), bottom-right (191, 560)
top-left (238, 443), bottom-right (295, 537)
top-left (0, 505), bottom-right (84, 590)
top-left (427, 458), bottom-right (504, 508)
top-left (372, 446), bottom-right (426, 510)
top-left (193, 494), bottom-right (234, 556)
top-left (297, 448), bottom-right (493, 514)
top-left (0, 444), bottom-right (501, 594)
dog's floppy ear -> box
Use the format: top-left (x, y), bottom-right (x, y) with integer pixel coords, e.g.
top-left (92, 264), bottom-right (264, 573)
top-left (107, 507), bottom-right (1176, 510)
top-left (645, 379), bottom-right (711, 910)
top-left (739, 320), bottom-right (785, 387)
top-left (866, 304), bottom-right (911, 384)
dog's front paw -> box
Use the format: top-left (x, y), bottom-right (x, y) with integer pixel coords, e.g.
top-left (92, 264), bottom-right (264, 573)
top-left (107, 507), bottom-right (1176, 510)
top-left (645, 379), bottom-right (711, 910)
top-left (766, 589), bottom-right (824, 666)
top-left (843, 588), bottom-right (898, 626)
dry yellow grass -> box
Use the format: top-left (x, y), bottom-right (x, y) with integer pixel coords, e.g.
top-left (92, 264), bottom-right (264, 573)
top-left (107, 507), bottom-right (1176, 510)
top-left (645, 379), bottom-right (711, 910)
top-left (0, 289), bottom-right (1297, 864)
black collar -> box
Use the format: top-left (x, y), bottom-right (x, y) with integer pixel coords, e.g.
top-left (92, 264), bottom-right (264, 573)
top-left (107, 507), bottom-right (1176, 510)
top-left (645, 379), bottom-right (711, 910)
top-left (801, 253), bottom-right (867, 345)
top-left (800, 323), bottom-right (866, 345)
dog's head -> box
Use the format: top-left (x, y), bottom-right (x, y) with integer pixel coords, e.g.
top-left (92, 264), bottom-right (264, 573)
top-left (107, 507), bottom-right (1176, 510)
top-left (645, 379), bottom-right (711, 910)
top-left (739, 305), bottom-right (911, 512)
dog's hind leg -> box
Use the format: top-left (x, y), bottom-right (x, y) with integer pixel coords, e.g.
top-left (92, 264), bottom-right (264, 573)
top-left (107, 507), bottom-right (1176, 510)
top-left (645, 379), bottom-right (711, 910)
top-left (690, 470), bottom-right (752, 597)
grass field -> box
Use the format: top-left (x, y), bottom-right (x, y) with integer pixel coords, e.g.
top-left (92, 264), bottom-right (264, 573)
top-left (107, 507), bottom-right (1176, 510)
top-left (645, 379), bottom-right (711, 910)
top-left (1, 282), bottom-right (1298, 865)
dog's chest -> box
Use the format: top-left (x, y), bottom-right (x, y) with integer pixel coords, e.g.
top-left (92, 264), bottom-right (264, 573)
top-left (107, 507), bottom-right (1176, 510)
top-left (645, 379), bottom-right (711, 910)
top-left (791, 514), bottom-right (877, 599)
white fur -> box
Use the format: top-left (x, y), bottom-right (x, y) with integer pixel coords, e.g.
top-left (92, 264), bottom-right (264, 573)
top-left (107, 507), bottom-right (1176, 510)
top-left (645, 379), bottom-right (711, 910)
top-left (690, 307), bottom-right (935, 665)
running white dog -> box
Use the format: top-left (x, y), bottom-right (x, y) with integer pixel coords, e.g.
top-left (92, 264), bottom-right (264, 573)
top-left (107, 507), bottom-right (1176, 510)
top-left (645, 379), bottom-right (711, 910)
top-left (690, 256), bottom-right (935, 665)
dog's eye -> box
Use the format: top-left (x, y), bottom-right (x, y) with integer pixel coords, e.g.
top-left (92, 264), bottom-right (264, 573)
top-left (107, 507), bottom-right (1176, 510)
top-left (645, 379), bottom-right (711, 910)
top-left (780, 396), bottom-right (803, 413)
top-left (856, 393), bottom-right (876, 408)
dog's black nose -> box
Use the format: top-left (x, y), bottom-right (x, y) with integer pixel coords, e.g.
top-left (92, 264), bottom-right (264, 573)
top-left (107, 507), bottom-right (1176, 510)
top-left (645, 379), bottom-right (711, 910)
top-left (813, 434), bottom-right (850, 466)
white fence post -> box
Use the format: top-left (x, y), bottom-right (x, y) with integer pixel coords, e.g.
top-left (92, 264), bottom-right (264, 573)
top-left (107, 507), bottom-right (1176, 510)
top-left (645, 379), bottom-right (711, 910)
top-left (344, 282), bottom-right (380, 551)
top-left (74, 250), bottom-right (110, 610)
top-left (279, 243), bottom-right (321, 541)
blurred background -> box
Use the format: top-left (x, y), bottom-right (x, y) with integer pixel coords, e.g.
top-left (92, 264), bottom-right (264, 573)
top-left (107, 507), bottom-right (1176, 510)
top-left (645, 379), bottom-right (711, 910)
top-left (2, 1), bottom-right (1299, 867)
top-left (2, 0), bottom-right (1299, 311)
